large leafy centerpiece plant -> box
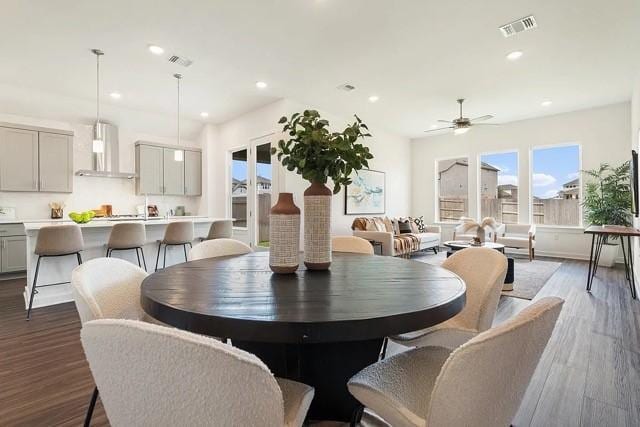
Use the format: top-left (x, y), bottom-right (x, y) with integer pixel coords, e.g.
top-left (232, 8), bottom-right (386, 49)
top-left (271, 109), bottom-right (374, 270)
top-left (271, 110), bottom-right (373, 193)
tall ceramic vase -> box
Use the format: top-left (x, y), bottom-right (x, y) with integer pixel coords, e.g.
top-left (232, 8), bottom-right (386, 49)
top-left (304, 181), bottom-right (332, 270)
top-left (269, 193), bottom-right (300, 274)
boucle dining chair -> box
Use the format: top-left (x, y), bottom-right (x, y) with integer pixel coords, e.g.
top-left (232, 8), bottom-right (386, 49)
top-left (332, 236), bottom-right (375, 255)
top-left (81, 319), bottom-right (315, 427)
top-left (189, 238), bottom-right (253, 261)
top-left (71, 257), bottom-right (149, 427)
top-left (348, 297), bottom-right (564, 427)
top-left (390, 247), bottom-right (507, 350)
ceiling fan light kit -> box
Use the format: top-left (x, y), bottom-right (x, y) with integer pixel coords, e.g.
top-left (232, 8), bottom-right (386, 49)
top-left (424, 98), bottom-right (496, 135)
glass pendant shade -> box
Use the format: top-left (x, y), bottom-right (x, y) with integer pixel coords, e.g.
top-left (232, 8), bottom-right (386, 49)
top-left (454, 127), bottom-right (470, 135)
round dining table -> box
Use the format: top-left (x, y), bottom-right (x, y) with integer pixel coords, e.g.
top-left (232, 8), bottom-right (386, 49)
top-left (141, 252), bottom-right (466, 422)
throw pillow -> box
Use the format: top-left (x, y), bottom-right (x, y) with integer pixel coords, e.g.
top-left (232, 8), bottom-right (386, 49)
top-left (365, 218), bottom-right (378, 231)
top-left (372, 217), bottom-right (386, 232)
top-left (408, 217), bottom-right (419, 233)
top-left (398, 219), bottom-right (413, 234)
top-left (391, 218), bottom-right (400, 235)
top-left (383, 217), bottom-right (394, 233)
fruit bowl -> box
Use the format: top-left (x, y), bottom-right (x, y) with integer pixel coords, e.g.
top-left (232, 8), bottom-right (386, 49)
top-left (68, 211), bottom-right (96, 224)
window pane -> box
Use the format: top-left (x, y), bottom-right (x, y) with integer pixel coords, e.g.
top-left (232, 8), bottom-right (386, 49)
top-left (256, 142), bottom-right (272, 247)
top-left (480, 152), bottom-right (518, 223)
top-left (231, 149), bottom-right (247, 228)
top-left (531, 145), bottom-right (581, 226)
top-left (437, 157), bottom-right (469, 222)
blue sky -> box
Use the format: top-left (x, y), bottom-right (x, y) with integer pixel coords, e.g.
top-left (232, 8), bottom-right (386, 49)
top-left (481, 146), bottom-right (580, 199)
top-left (532, 145), bottom-right (580, 198)
top-left (232, 160), bottom-right (272, 181)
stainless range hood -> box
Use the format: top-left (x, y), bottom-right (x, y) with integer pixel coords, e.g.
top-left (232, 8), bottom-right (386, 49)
top-left (75, 122), bottom-right (137, 179)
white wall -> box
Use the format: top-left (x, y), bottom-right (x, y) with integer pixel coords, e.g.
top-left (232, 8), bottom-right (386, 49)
top-left (0, 112), bottom-right (202, 220)
top-left (205, 98), bottom-right (412, 244)
top-left (411, 102), bottom-right (631, 259)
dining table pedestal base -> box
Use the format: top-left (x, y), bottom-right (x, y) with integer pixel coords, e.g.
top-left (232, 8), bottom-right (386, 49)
top-left (233, 338), bottom-right (383, 422)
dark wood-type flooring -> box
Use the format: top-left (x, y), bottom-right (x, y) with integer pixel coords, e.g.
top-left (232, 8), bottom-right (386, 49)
top-left (1, 259), bottom-right (639, 426)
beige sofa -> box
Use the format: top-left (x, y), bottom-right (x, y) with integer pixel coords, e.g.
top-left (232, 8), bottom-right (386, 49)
top-left (351, 217), bottom-right (441, 257)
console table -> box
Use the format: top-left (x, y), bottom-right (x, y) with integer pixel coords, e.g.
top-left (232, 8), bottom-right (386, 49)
top-left (584, 225), bottom-right (640, 299)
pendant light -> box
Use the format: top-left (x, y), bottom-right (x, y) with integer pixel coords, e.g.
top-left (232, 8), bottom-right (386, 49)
top-left (91, 49), bottom-right (105, 154)
top-left (174, 73), bottom-right (184, 162)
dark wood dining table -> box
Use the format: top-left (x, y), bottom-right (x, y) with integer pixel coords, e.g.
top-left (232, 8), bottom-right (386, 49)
top-left (141, 252), bottom-right (466, 422)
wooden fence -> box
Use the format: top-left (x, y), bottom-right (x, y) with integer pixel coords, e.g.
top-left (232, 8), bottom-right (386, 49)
top-left (231, 193), bottom-right (271, 242)
top-left (440, 197), bottom-right (580, 226)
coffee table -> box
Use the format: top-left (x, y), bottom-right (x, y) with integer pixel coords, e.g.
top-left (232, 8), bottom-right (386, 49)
top-left (443, 240), bottom-right (514, 286)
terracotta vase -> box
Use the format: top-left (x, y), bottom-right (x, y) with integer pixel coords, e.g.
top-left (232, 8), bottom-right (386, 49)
top-left (269, 193), bottom-right (300, 274)
top-left (303, 181), bottom-right (332, 270)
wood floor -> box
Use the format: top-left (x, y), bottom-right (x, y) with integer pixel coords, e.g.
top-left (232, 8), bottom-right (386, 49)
top-left (0, 259), bottom-right (638, 426)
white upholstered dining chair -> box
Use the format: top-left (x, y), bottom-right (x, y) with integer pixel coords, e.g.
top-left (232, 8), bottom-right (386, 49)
top-left (71, 257), bottom-right (151, 426)
top-left (189, 238), bottom-right (253, 261)
top-left (331, 236), bottom-right (375, 255)
top-left (348, 297), bottom-right (564, 427)
top-left (81, 319), bottom-right (315, 427)
top-left (390, 247), bottom-right (507, 350)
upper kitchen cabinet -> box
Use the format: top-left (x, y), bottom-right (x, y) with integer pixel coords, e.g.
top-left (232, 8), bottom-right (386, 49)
top-left (135, 141), bottom-right (201, 197)
top-left (163, 148), bottom-right (185, 196)
top-left (39, 132), bottom-right (73, 193)
top-left (184, 150), bottom-right (202, 196)
top-left (0, 124), bottom-right (73, 193)
top-left (136, 143), bottom-right (164, 195)
top-left (0, 127), bottom-right (39, 192)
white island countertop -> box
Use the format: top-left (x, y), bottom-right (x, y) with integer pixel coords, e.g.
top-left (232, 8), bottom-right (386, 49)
top-left (22, 216), bottom-right (229, 231)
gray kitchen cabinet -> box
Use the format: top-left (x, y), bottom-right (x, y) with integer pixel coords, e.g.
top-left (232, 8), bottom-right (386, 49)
top-left (0, 127), bottom-right (39, 192)
top-left (39, 132), bottom-right (73, 193)
top-left (184, 150), bottom-right (202, 196)
top-left (162, 148), bottom-right (185, 196)
top-left (136, 144), bottom-right (164, 195)
top-left (1, 235), bottom-right (27, 273)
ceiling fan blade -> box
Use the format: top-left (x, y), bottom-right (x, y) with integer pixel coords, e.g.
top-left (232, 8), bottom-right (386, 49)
top-left (424, 127), bottom-right (454, 133)
top-left (470, 115), bottom-right (494, 122)
top-left (437, 119), bottom-right (454, 123)
top-left (473, 123), bottom-right (501, 126)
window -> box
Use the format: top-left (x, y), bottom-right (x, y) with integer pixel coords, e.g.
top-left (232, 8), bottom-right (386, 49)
top-left (480, 152), bottom-right (519, 223)
top-left (437, 157), bottom-right (469, 222)
top-left (230, 148), bottom-right (248, 228)
top-left (531, 144), bottom-right (581, 226)
top-left (255, 142), bottom-right (272, 247)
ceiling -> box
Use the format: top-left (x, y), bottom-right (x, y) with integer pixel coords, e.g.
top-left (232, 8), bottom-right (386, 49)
top-left (1, 0), bottom-right (639, 138)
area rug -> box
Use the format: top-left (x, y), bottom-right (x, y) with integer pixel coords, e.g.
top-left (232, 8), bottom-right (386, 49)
top-left (411, 251), bottom-right (561, 300)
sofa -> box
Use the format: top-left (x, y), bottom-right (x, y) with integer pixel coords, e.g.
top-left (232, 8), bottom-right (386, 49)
top-left (351, 217), bottom-right (441, 257)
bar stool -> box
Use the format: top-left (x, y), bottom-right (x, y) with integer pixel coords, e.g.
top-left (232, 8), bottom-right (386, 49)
top-left (106, 222), bottom-right (148, 271)
top-left (27, 224), bottom-right (84, 320)
top-left (201, 219), bottom-right (233, 241)
top-left (155, 221), bottom-right (194, 271)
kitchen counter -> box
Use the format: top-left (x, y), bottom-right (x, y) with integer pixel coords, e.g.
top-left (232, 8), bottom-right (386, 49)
top-left (23, 217), bottom-right (233, 310)
top-left (0, 215), bottom-right (211, 226)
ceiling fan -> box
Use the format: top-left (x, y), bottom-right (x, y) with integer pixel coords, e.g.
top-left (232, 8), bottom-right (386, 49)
top-left (425, 99), bottom-right (498, 135)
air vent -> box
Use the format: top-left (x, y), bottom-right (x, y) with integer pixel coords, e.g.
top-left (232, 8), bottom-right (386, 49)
top-left (499, 15), bottom-right (537, 38)
top-left (168, 55), bottom-right (193, 67)
top-left (337, 83), bottom-right (356, 92)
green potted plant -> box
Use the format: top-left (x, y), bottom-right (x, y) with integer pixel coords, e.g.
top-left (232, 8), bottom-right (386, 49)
top-left (582, 162), bottom-right (632, 267)
top-left (272, 109), bottom-right (373, 270)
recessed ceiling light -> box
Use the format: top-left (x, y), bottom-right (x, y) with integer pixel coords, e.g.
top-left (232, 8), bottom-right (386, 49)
top-left (255, 81), bottom-right (268, 89)
top-left (148, 45), bottom-right (164, 55)
top-left (541, 100), bottom-right (553, 107)
top-left (506, 50), bottom-right (523, 61)
top-left (368, 95), bottom-right (379, 103)
top-left (109, 92), bottom-right (121, 99)
top-left (200, 112), bottom-right (209, 118)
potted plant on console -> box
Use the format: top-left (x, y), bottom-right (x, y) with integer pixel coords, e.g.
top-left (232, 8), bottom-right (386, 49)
top-left (271, 110), bottom-right (373, 270)
top-left (582, 162), bottom-right (632, 267)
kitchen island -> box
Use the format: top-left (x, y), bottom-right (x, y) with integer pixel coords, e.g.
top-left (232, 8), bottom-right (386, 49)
top-left (22, 217), bottom-right (231, 309)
